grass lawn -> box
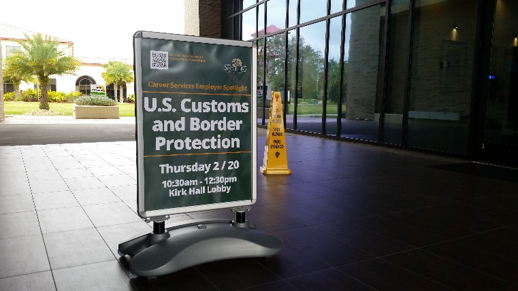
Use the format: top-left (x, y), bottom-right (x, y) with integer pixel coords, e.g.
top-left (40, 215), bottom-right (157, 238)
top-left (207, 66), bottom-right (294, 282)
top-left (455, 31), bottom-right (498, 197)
top-left (287, 100), bottom-right (345, 115)
top-left (4, 101), bottom-right (135, 117)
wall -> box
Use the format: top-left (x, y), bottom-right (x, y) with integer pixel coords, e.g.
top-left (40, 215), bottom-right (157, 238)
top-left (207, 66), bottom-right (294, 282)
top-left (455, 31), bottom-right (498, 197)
top-left (408, 0), bottom-right (477, 116)
top-left (184, 0), bottom-right (201, 36)
top-left (184, 0), bottom-right (221, 38)
top-left (346, 3), bottom-right (383, 120)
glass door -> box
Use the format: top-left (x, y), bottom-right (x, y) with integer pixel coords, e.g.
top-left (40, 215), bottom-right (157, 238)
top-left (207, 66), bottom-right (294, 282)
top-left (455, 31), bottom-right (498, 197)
top-left (480, 0), bottom-right (518, 165)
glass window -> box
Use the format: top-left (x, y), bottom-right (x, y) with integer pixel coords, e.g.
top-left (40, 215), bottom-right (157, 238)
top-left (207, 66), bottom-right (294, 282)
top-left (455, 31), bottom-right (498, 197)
top-left (6, 45), bottom-right (21, 58)
top-left (106, 84), bottom-right (127, 99)
top-left (3, 83), bottom-right (15, 94)
top-left (267, 0), bottom-right (287, 29)
top-left (265, 34), bottom-right (286, 93)
top-left (49, 79), bottom-right (56, 92)
top-left (407, 0), bottom-right (477, 154)
top-left (326, 16), bottom-right (343, 136)
top-left (300, 0), bottom-right (327, 24)
top-left (288, 0), bottom-right (298, 27)
top-left (76, 76), bottom-right (95, 95)
top-left (383, 0), bottom-right (410, 145)
top-left (242, 9), bottom-right (257, 40)
top-left (258, 3), bottom-right (265, 33)
top-left (331, 0), bottom-right (344, 14)
top-left (297, 21), bottom-right (326, 134)
top-left (285, 31), bottom-right (297, 129)
top-left (346, 0), bottom-right (358, 10)
top-left (257, 39), bottom-right (268, 123)
top-left (257, 33), bottom-right (287, 125)
top-left (340, 5), bottom-right (384, 141)
top-left (243, 0), bottom-right (256, 10)
top-left (484, 0), bottom-right (518, 147)
top-left (341, 15), bottom-right (349, 134)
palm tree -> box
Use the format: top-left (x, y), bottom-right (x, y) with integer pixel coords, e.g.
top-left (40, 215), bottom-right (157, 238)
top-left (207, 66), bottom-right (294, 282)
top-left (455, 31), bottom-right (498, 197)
top-left (102, 61), bottom-right (134, 103)
top-left (0, 36), bottom-right (4, 122)
top-left (4, 56), bottom-right (37, 101)
top-left (8, 33), bottom-right (80, 110)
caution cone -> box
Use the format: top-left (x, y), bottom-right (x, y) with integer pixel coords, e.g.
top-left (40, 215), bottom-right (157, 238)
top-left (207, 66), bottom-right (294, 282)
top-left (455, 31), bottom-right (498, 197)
top-left (260, 91), bottom-right (291, 175)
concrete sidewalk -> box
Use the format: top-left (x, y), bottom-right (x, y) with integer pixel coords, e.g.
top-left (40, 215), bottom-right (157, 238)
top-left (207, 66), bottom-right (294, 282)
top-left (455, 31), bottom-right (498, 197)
top-left (0, 116), bottom-right (136, 146)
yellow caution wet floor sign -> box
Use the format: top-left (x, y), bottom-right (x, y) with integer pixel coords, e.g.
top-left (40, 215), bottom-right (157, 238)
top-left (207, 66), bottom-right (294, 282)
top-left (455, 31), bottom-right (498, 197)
top-left (260, 91), bottom-right (291, 175)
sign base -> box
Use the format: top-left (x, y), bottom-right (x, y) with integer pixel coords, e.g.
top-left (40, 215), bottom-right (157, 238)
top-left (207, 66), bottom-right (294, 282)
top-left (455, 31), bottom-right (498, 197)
top-left (118, 219), bottom-right (281, 278)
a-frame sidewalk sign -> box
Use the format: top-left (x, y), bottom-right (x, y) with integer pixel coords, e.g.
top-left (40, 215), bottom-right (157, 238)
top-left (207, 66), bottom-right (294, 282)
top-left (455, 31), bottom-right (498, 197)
top-left (118, 31), bottom-right (281, 279)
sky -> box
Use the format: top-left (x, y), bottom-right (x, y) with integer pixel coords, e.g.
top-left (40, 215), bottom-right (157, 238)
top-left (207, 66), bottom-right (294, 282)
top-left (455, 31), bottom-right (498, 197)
top-left (1, 0), bottom-right (185, 60)
top-left (242, 0), bottom-right (352, 61)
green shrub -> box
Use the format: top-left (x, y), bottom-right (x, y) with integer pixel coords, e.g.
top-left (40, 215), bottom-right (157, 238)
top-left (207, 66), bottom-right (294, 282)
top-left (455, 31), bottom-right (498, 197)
top-left (21, 88), bottom-right (38, 102)
top-left (126, 94), bottom-right (135, 103)
top-left (48, 91), bottom-right (67, 102)
top-left (3, 92), bottom-right (15, 101)
top-left (64, 91), bottom-right (83, 103)
top-left (74, 96), bottom-right (118, 106)
top-left (66, 91), bottom-right (83, 98)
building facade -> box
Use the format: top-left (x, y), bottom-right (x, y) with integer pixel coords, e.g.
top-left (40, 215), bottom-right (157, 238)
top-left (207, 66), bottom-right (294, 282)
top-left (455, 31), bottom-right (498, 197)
top-left (0, 24), bottom-right (133, 98)
top-left (188, 0), bottom-right (518, 167)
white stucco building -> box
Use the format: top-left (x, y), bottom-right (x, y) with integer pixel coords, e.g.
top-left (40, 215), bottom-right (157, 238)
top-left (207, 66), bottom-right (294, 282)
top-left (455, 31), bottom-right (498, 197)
top-left (0, 23), bottom-right (134, 98)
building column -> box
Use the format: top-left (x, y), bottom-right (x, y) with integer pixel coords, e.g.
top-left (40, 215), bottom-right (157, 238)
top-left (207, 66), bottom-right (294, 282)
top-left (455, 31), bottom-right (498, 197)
top-left (184, 0), bottom-right (222, 38)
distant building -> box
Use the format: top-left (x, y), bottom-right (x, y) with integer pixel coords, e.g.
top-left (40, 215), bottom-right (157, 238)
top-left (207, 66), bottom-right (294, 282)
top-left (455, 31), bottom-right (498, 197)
top-left (0, 23), bottom-right (134, 98)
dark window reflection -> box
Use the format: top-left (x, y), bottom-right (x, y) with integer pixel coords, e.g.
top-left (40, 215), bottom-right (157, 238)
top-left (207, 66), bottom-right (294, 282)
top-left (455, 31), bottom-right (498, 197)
top-left (340, 5), bottom-right (384, 141)
top-left (407, 0), bottom-right (477, 154)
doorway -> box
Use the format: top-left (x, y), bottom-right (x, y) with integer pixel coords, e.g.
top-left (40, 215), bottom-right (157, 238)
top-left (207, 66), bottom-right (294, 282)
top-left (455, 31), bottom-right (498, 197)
top-left (476, 0), bottom-right (518, 166)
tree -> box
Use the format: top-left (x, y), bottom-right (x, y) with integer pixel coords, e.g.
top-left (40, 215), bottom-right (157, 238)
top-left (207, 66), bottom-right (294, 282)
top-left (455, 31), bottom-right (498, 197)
top-left (298, 38), bottom-right (324, 101)
top-left (8, 33), bottom-right (80, 110)
top-left (3, 56), bottom-right (36, 101)
top-left (324, 58), bottom-right (341, 103)
top-left (0, 36), bottom-right (4, 122)
top-left (265, 34), bottom-right (286, 92)
top-left (102, 61), bottom-right (134, 103)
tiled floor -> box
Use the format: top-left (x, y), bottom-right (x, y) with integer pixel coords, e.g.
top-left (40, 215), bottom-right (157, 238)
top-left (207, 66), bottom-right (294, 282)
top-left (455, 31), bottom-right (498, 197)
top-left (1, 132), bottom-right (518, 290)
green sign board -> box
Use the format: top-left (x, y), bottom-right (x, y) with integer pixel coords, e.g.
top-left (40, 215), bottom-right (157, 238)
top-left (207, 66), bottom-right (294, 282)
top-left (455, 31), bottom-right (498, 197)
top-left (133, 31), bottom-right (257, 218)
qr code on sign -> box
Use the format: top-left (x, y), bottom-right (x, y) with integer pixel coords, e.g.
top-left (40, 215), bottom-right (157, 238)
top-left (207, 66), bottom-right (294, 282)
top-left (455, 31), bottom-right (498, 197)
top-left (150, 50), bottom-right (168, 69)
